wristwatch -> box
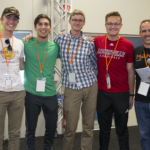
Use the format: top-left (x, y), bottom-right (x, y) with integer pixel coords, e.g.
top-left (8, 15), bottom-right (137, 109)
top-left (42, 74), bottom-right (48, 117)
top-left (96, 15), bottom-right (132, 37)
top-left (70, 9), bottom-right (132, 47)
top-left (129, 94), bottom-right (135, 96)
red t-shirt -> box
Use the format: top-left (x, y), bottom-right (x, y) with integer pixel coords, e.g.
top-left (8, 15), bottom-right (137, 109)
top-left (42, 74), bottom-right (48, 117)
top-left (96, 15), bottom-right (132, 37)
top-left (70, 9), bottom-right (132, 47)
top-left (94, 35), bottom-right (134, 93)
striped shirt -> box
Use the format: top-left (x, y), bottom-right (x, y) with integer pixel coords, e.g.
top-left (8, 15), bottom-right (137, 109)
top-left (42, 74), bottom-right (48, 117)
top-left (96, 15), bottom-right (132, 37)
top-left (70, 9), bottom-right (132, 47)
top-left (54, 31), bottom-right (97, 90)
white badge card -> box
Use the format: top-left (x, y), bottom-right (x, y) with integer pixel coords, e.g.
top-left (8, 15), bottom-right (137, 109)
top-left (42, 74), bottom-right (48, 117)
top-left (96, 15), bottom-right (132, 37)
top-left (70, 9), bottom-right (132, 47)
top-left (106, 72), bottom-right (111, 89)
top-left (138, 81), bottom-right (150, 96)
top-left (3, 74), bottom-right (13, 90)
top-left (69, 70), bottom-right (76, 84)
top-left (36, 77), bottom-right (46, 92)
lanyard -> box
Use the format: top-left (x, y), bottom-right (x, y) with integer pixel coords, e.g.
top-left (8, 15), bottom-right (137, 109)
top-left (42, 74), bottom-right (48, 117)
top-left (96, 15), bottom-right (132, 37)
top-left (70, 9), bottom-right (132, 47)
top-left (36, 38), bottom-right (48, 73)
top-left (67, 35), bottom-right (83, 65)
top-left (105, 35), bottom-right (120, 70)
top-left (0, 35), bottom-right (13, 67)
top-left (143, 48), bottom-right (149, 67)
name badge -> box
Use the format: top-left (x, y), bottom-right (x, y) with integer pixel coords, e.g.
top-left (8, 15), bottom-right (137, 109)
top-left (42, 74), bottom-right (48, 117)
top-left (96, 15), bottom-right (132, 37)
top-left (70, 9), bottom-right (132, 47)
top-left (138, 81), bottom-right (150, 96)
top-left (3, 73), bottom-right (13, 90)
top-left (36, 77), bottom-right (46, 92)
top-left (69, 70), bottom-right (76, 84)
top-left (106, 72), bottom-right (111, 89)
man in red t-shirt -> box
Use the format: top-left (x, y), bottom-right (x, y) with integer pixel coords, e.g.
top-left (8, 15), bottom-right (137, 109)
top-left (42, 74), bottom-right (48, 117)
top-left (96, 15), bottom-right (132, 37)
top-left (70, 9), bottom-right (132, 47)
top-left (94, 11), bottom-right (135, 150)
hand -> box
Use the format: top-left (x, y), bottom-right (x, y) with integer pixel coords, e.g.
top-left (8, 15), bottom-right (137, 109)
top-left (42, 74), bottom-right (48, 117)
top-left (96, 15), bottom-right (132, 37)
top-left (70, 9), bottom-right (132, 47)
top-left (129, 96), bottom-right (134, 110)
top-left (58, 31), bottom-right (66, 36)
top-left (22, 35), bottom-right (33, 42)
top-left (86, 36), bottom-right (94, 42)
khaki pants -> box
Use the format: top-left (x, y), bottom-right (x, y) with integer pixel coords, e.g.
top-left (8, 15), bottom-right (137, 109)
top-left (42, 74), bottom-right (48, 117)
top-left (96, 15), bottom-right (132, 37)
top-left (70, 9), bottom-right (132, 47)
top-left (63, 82), bottom-right (98, 150)
top-left (0, 90), bottom-right (25, 150)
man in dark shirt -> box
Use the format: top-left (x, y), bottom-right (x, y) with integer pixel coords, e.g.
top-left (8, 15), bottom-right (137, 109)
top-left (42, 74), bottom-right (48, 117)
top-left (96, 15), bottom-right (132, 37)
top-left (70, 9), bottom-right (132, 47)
top-left (134, 19), bottom-right (150, 150)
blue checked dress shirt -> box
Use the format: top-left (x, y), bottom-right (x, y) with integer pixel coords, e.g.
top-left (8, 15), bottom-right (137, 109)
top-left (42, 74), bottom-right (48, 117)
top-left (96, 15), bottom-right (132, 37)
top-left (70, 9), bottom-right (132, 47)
top-left (54, 31), bottom-right (97, 90)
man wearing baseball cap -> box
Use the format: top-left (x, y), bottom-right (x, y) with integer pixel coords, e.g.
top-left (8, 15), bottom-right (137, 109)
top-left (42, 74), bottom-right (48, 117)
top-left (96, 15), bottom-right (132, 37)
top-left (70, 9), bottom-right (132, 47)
top-left (0, 6), bottom-right (25, 150)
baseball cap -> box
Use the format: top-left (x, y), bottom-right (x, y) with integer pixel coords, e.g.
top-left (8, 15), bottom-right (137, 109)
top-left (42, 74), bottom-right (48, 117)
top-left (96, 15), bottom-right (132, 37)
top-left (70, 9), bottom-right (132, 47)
top-left (1, 7), bottom-right (20, 19)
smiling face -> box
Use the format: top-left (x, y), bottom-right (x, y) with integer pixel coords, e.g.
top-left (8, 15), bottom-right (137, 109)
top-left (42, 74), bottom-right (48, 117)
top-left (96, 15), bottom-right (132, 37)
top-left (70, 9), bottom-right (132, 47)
top-left (1, 14), bottom-right (19, 33)
top-left (34, 18), bottom-right (51, 40)
top-left (140, 21), bottom-right (150, 48)
top-left (105, 16), bottom-right (122, 39)
top-left (69, 14), bottom-right (85, 32)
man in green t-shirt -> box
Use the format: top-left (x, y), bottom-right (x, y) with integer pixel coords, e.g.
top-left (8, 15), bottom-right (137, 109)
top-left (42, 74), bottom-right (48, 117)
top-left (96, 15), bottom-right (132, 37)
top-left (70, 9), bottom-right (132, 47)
top-left (22, 14), bottom-right (60, 150)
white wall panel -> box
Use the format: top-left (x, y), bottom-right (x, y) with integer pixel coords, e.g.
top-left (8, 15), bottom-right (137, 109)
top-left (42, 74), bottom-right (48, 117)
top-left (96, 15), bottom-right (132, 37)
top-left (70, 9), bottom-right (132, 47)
top-left (71, 0), bottom-right (150, 35)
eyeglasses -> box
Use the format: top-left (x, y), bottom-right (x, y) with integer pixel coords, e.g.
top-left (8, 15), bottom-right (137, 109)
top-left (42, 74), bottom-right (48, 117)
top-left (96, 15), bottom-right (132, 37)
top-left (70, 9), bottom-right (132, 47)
top-left (106, 22), bottom-right (121, 26)
top-left (5, 39), bottom-right (12, 51)
top-left (71, 19), bottom-right (84, 23)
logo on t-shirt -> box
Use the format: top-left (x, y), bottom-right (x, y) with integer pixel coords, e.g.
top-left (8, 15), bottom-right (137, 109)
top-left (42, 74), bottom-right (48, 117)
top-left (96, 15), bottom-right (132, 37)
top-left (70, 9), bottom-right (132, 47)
top-left (1, 47), bottom-right (15, 59)
top-left (97, 48), bottom-right (126, 60)
top-left (110, 43), bottom-right (114, 46)
top-left (136, 54), bottom-right (150, 61)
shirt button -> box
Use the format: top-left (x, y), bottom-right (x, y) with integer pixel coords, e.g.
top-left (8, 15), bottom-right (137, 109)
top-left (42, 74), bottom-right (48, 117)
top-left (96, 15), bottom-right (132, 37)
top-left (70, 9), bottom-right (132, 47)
top-left (77, 83), bottom-right (81, 86)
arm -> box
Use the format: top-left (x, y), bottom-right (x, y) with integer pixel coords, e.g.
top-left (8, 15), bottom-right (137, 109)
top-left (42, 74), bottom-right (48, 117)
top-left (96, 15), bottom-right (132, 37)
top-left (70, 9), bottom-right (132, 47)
top-left (19, 57), bottom-right (24, 70)
top-left (127, 62), bottom-right (135, 110)
top-left (89, 42), bottom-right (97, 70)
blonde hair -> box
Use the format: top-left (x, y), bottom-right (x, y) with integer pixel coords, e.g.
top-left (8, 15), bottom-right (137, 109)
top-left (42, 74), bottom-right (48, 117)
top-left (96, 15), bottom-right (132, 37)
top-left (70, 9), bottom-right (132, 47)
top-left (70, 9), bottom-right (85, 21)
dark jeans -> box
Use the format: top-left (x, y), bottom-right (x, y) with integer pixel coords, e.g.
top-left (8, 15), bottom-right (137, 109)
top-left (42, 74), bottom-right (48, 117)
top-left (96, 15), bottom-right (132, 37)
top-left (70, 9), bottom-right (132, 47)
top-left (97, 90), bottom-right (129, 150)
top-left (135, 101), bottom-right (150, 150)
top-left (25, 92), bottom-right (58, 150)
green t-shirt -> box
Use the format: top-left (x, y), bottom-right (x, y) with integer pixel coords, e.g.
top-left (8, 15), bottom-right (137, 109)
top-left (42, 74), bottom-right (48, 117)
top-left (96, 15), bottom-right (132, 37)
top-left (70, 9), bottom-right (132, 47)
top-left (23, 38), bottom-right (60, 97)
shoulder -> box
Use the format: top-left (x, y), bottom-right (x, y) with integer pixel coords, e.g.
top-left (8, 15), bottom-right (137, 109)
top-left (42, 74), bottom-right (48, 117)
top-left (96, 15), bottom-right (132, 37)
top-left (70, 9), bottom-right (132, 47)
top-left (134, 45), bottom-right (143, 51)
top-left (49, 40), bottom-right (59, 48)
top-left (55, 33), bottom-right (68, 40)
top-left (82, 35), bottom-right (94, 46)
top-left (48, 41), bottom-right (60, 53)
top-left (94, 35), bottom-right (106, 42)
top-left (120, 36), bottom-right (133, 45)
top-left (23, 37), bottom-right (36, 46)
top-left (134, 45), bottom-right (143, 54)
top-left (14, 36), bottom-right (24, 45)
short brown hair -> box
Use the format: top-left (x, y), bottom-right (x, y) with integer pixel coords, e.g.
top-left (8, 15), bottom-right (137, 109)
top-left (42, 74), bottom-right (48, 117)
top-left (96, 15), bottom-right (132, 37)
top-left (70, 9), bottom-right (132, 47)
top-left (69, 9), bottom-right (85, 21)
top-left (34, 14), bottom-right (51, 27)
top-left (105, 11), bottom-right (122, 23)
top-left (140, 19), bottom-right (150, 31)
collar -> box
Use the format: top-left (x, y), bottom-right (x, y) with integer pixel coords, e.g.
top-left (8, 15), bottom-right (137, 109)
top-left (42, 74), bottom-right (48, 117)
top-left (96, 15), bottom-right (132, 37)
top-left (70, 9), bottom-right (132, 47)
top-left (69, 31), bottom-right (83, 40)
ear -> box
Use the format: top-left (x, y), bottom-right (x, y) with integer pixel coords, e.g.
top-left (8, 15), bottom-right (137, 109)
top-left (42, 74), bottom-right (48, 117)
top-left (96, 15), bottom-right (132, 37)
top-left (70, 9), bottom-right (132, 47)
top-left (0, 18), bottom-right (2, 22)
top-left (139, 31), bottom-right (141, 37)
top-left (49, 26), bottom-right (51, 31)
top-left (34, 26), bottom-right (36, 32)
top-left (83, 21), bottom-right (85, 26)
top-left (69, 19), bottom-right (71, 25)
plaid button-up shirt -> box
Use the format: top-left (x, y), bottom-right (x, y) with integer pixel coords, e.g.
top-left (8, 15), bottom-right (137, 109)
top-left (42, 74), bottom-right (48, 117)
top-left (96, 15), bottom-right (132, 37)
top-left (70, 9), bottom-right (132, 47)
top-left (54, 32), bottom-right (97, 90)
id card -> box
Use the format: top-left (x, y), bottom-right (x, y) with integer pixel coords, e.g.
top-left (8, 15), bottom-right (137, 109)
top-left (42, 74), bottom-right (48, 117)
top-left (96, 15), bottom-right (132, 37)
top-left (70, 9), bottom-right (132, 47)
top-left (3, 74), bottom-right (13, 89)
top-left (138, 81), bottom-right (150, 96)
top-left (36, 77), bottom-right (46, 92)
top-left (69, 70), bottom-right (76, 84)
top-left (106, 73), bottom-right (111, 89)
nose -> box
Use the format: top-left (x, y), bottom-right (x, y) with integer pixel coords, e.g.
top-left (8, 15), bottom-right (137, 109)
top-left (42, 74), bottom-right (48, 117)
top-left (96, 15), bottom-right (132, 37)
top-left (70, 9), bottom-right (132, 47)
top-left (41, 24), bottom-right (46, 28)
top-left (111, 24), bottom-right (115, 28)
top-left (9, 18), bottom-right (15, 23)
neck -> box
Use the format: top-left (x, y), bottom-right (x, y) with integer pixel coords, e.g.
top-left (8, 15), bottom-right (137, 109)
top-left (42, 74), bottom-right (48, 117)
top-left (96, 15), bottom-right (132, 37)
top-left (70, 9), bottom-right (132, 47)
top-left (0, 29), bottom-right (13, 39)
top-left (107, 34), bottom-right (119, 41)
top-left (36, 36), bottom-right (48, 42)
top-left (144, 44), bottom-right (150, 49)
top-left (70, 29), bottom-right (81, 38)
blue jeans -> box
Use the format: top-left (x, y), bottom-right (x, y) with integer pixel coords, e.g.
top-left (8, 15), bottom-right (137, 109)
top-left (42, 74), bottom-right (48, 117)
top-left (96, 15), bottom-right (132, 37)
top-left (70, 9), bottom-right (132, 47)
top-left (134, 101), bottom-right (150, 150)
